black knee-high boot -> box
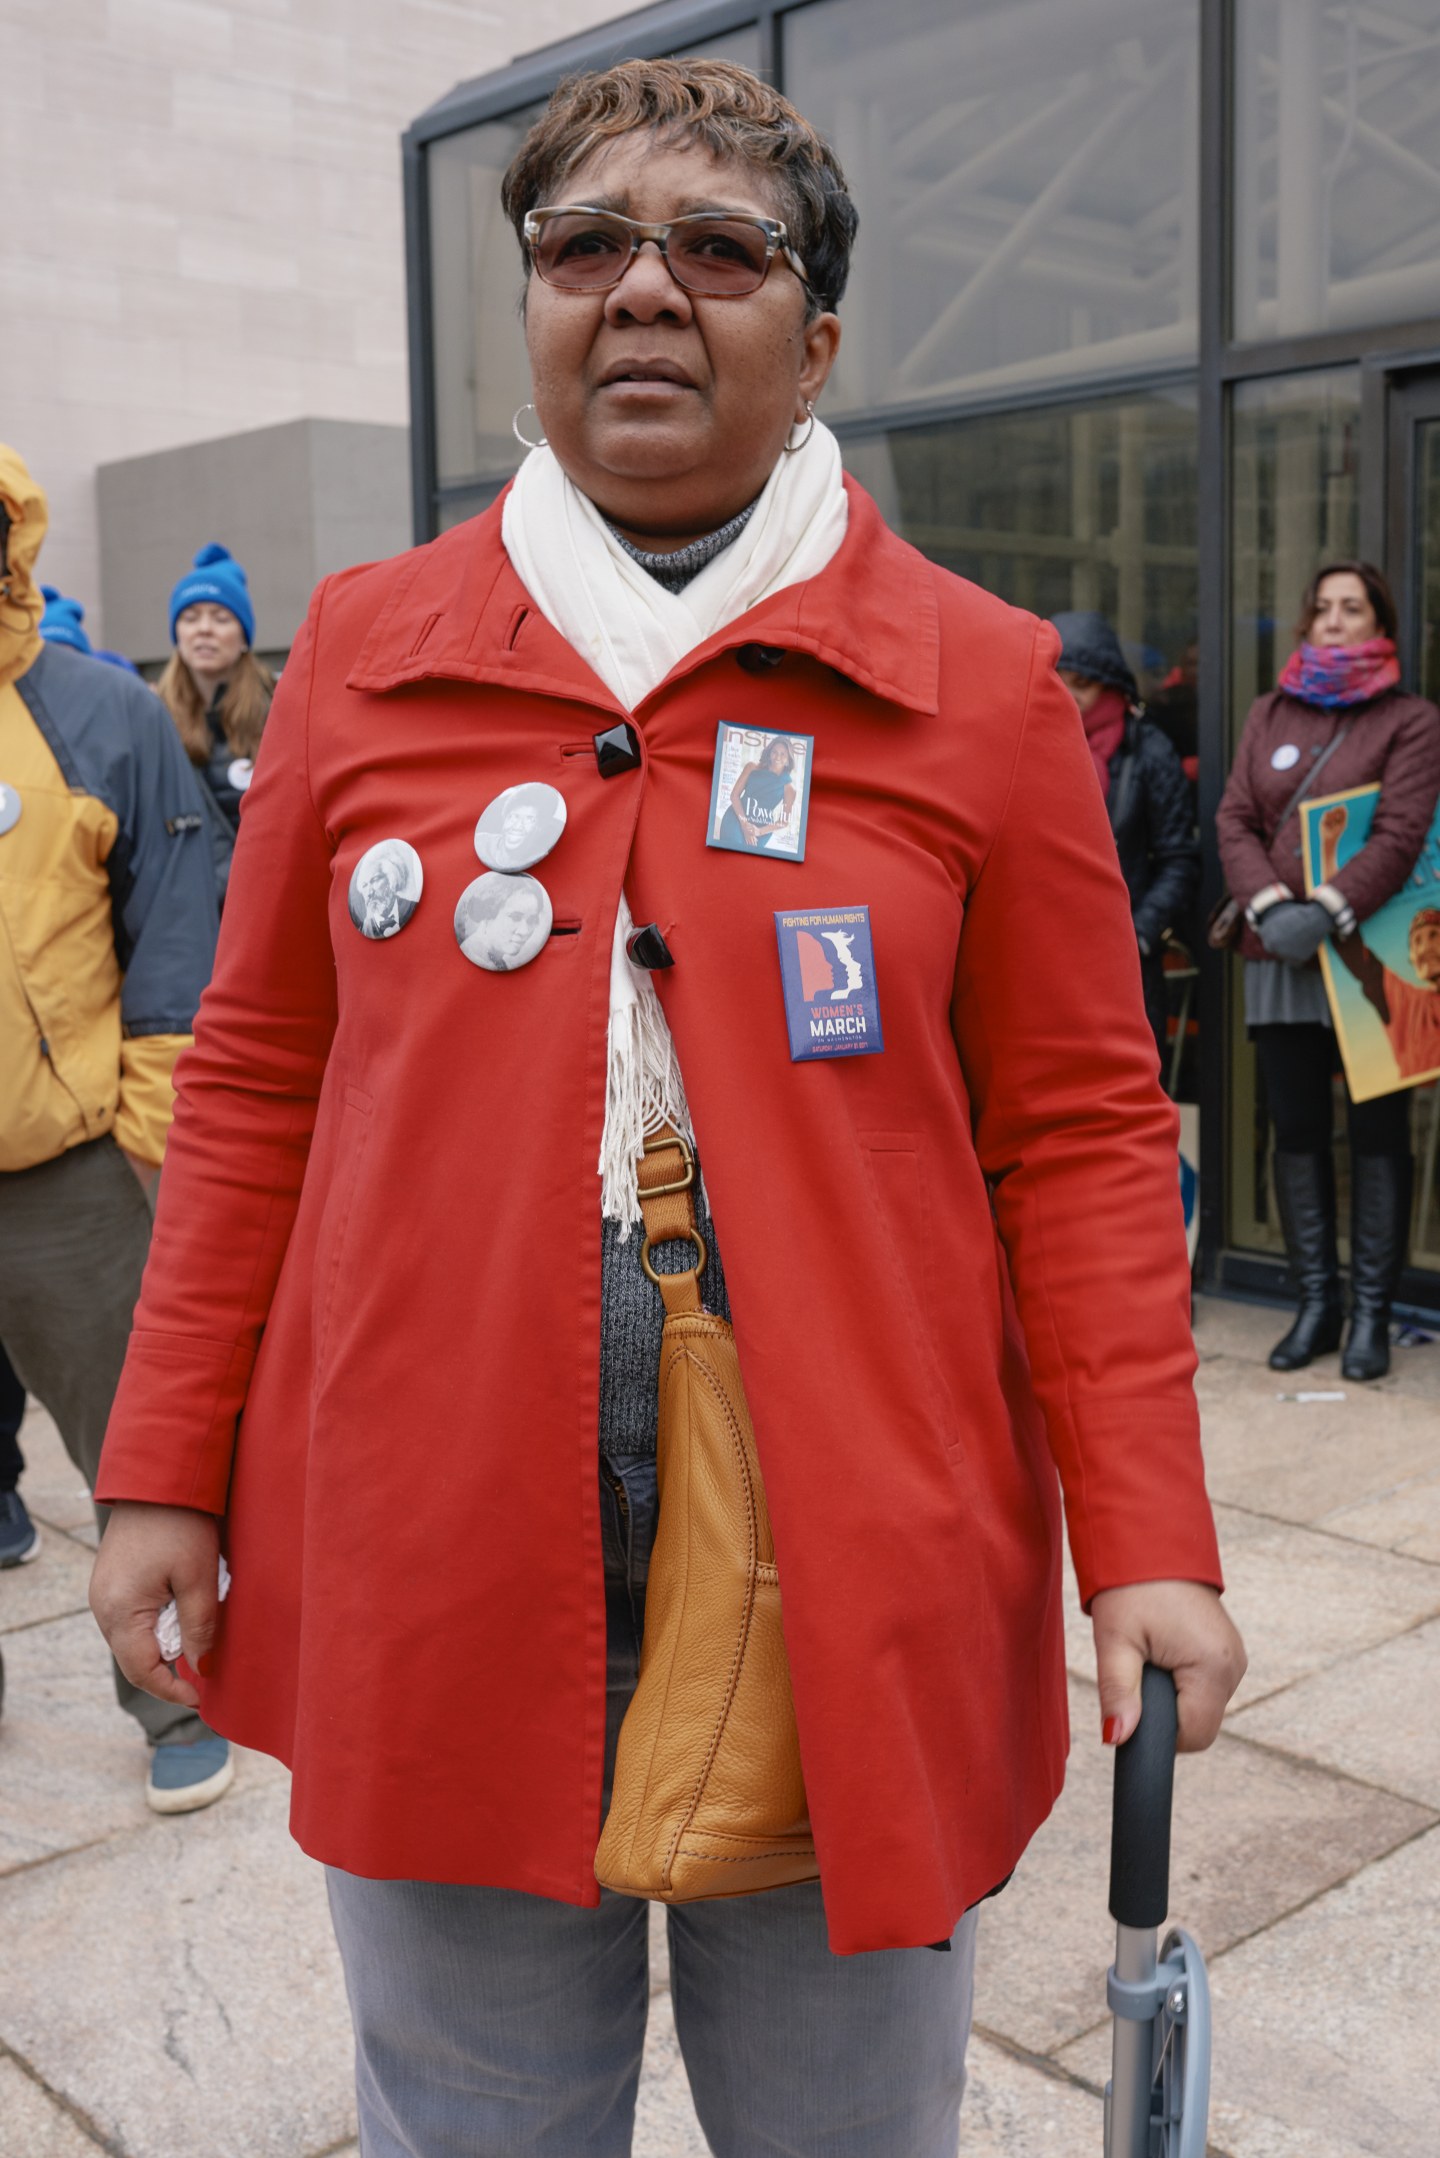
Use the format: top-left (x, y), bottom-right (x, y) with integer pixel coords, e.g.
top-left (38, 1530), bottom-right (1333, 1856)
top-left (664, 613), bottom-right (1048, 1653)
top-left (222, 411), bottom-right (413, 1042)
top-left (1341, 1154), bottom-right (1413, 1382)
top-left (1268, 1151), bottom-right (1343, 1371)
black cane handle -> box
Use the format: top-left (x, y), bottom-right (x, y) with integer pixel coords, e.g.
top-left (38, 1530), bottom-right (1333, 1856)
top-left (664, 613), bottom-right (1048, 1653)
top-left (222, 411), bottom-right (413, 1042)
top-left (1108, 1663), bottom-right (1178, 1929)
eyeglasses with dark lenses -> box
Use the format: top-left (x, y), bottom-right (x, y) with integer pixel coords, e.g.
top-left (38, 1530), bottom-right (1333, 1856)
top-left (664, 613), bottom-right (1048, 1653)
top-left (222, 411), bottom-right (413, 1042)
top-left (523, 207), bottom-right (810, 298)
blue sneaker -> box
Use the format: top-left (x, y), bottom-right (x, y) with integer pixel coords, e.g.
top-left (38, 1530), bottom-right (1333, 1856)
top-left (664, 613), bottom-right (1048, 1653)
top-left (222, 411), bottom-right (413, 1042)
top-left (145, 1736), bottom-right (235, 1815)
top-left (0, 1490), bottom-right (39, 1568)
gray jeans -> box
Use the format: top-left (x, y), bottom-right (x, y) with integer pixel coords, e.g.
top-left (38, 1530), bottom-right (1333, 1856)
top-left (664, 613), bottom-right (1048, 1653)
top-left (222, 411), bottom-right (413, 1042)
top-left (0, 1136), bottom-right (210, 1747)
top-left (326, 1457), bottom-right (978, 2158)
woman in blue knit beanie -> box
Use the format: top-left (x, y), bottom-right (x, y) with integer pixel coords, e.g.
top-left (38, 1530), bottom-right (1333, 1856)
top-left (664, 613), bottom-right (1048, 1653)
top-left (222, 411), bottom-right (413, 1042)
top-left (156, 544), bottom-right (274, 904)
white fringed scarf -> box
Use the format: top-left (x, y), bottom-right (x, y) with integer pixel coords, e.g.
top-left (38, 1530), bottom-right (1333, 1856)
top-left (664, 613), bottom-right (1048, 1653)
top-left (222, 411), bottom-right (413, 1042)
top-left (502, 421), bottom-right (848, 1229)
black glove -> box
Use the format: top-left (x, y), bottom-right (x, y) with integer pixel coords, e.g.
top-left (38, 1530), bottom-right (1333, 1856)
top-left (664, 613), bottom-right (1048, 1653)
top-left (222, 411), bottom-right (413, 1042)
top-left (1257, 899), bottom-right (1331, 966)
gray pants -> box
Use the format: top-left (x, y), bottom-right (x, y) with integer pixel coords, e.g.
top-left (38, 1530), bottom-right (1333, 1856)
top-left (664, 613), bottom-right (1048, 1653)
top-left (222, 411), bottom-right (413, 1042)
top-left (0, 1136), bottom-right (209, 1747)
top-left (327, 1461), bottom-right (978, 2157)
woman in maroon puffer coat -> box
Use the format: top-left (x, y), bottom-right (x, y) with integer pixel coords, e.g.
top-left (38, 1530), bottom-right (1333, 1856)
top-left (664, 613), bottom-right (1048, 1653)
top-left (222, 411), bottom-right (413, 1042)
top-left (1216, 561), bottom-right (1440, 1380)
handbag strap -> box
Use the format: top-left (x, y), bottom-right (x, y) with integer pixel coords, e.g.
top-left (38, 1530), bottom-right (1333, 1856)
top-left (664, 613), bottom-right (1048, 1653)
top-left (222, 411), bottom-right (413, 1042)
top-left (1271, 723), bottom-right (1351, 840)
top-left (635, 1127), bottom-right (707, 1318)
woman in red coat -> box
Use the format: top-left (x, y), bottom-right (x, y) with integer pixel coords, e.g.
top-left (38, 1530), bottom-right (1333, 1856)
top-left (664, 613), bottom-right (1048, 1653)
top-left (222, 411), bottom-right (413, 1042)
top-left (1216, 562), bottom-right (1440, 1382)
top-left (92, 58), bottom-right (1242, 2157)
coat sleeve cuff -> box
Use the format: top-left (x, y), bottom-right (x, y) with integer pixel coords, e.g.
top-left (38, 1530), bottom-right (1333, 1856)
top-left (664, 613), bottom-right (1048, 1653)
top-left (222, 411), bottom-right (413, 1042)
top-left (1243, 882), bottom-right (1293, 930)
top-left (114, 1033), bottom-right (189, 1166)
top-left (1058, 1398), bottom-right (1225, 1610)
top-left (95, 1331), bottom-right (255, 1514)
top-left (1312, 882), bottom-right (1358, 939)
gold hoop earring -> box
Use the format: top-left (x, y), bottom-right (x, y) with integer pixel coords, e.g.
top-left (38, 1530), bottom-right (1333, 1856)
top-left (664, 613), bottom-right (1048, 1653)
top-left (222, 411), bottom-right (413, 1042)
top-left (783, 401), bottom-right (816, 456)
top-left (512, 404), bottom-right (548, 452)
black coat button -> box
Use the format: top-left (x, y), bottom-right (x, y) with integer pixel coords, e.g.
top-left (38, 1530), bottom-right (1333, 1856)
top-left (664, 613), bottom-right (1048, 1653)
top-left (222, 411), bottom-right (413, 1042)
top-left (626, 922), bottom-right (674, 970)
top-left (593, 721), bottom-right (643, 777)
top-left (736, 643), bottom-right (785, 674)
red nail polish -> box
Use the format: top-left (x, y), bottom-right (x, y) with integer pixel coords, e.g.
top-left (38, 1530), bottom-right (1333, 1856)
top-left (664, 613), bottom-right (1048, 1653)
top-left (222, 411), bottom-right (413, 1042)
top-left (197, 1653), bottom-right (214, 1678)
top-left (1103, 1715), bottom-right (1122, 1746)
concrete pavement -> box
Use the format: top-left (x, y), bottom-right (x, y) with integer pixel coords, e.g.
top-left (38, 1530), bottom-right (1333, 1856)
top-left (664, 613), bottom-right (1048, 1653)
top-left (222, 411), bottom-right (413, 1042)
top-left (2, 1291), bottom-right (1439, 2154)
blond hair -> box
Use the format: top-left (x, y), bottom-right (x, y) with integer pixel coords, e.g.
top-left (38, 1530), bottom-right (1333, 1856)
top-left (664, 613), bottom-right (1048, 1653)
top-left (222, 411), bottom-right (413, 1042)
top-left (155, 649), bottom-right (273, 765)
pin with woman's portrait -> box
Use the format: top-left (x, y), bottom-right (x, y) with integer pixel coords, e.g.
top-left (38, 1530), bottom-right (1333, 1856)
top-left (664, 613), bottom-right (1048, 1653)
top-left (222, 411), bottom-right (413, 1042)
top-left (455, 871), bottom-right (552, 972)
top-left (474, 782), bottom-right (567, 872)
top-left (349, 839), bottom-right (423, 941)
top-left (706, 724), bottom-right (814, 860)
top-left (0, 783), bottom-right (22, 837)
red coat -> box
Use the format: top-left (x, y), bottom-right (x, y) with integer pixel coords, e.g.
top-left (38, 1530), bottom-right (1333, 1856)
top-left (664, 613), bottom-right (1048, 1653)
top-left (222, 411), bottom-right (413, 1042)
top-left (98, 482), bottom-right (1221, 1955)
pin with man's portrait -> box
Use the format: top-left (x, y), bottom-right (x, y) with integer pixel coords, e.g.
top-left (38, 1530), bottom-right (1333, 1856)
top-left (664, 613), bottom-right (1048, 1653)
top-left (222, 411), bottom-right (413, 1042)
top-left (349, 839), bottom-right (423, 941)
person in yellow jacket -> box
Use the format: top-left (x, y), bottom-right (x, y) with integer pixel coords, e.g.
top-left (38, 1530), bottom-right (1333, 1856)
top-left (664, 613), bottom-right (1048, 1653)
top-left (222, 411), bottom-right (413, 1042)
top-left (0, 446), bottom-right (226, 1811)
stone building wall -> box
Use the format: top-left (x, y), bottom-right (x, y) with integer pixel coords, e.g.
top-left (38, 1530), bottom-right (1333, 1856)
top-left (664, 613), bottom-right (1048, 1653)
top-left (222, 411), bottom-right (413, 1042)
top-left (0, 0), bottom-right (617, 643)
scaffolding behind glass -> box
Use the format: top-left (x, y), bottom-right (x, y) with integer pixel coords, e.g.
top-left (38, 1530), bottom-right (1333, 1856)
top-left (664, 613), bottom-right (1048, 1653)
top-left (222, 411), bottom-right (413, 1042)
top-left (1233, 1), bottom-right (1440, 343)
top-left (785, 0), bottom-right (1200, 418)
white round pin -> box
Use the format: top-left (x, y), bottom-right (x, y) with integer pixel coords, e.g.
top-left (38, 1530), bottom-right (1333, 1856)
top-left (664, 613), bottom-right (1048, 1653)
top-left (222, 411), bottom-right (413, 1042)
top-left (0, 784), bottom-right (21, 837)
top-left (227, 757), bottom-right (254, 794)
top-left (349, 838), bottom-right (423, 941)
top-left (474, 782), bottom-right (567, 872)
top-left (1271, 743), bottom-right (1301, 771)
top-left (455, 871), bottom-right (552, 972)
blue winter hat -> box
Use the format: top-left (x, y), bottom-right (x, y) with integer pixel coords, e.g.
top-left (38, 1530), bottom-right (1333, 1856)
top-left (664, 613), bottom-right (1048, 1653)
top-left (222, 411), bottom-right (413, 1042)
top-left (168, 543), bottom-right (255, 647)
top-left (39, 584), bottom-right (92, 655)
top-left (93, 648), bottom-right (141, 675)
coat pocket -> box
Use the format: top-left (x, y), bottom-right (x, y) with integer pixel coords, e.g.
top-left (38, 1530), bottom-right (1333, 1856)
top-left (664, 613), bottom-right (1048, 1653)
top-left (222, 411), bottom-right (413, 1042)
top-left (311, 1084), bottom-right (373, 1396)
top-left (858, 1132), bottom-right (961, 1455)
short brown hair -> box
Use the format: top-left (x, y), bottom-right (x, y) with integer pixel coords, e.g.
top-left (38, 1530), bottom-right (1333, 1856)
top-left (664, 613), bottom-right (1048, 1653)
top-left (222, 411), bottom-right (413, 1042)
top-left (1295, 560), bottom-right (1398, 644)
top-left (500, 58), bottom-right (858, 315)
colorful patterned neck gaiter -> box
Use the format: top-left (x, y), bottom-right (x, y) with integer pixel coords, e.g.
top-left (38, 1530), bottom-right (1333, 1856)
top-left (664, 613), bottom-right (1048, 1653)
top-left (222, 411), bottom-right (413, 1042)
top-left (1278, 636), bottom-right (1400, 708)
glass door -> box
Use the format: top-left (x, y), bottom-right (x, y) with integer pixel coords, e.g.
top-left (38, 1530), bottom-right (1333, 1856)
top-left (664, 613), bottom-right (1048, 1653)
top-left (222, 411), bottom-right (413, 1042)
top-left (1419, 414), bottom-right (1440, 707)
top-left (1387, 370), bottom-right (1440, 1277)
top-left (1388, 370), bottom-right (1440, 701)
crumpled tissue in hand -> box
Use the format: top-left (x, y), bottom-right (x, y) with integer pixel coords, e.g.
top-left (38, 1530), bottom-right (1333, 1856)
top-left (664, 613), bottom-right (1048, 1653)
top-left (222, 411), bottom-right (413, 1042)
top-left (154, 1555), bottom-right (231, 1663)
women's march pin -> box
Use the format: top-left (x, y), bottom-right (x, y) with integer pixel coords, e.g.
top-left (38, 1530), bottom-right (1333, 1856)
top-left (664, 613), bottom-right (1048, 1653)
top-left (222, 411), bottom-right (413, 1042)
top-left (774, 905), bottom-right (884, 1061)
top-left (475, 783), bottom-right (567, 872)
top-left (349, 839), bottom-right (423, 940)
top-left (1271, 743), bottom-right (1301, 771)
top-left (455, 871), bottom-right (552, 971)
top-left (0, 783), bottom-right (21, 836)
top-left (227, 757), bottom-right (254, 794)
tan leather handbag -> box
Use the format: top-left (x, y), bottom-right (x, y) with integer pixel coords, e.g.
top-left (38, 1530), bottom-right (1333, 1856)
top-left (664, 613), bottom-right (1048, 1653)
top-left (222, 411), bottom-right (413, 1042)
top-left (594, 1128), bottom-right (818, 1903)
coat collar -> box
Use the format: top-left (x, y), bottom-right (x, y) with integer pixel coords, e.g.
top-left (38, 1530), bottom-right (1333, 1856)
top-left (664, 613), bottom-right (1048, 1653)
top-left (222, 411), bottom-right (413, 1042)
top-left (345, 476), bottom-right (939, 718)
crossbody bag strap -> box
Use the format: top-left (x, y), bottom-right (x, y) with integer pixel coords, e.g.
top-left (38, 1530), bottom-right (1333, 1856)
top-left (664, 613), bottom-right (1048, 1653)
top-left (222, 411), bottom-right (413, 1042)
top-left (1271, 722), bottom-right (1351, 842)
top-left (635, 1127), bottom-right (707, 1318)
top-left (1107, 741), bottom-right (1140, 838)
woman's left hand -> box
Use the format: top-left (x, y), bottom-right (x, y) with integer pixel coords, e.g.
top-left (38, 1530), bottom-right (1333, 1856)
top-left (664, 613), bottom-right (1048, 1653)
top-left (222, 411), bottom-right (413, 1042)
top-left (1090, 1579), bottom-right (1247, 1753)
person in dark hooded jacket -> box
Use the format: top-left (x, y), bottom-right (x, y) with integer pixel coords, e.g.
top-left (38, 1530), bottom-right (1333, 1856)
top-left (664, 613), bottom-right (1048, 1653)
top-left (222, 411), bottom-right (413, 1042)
top-left (1050, 611), bottom-right (1199, 1072)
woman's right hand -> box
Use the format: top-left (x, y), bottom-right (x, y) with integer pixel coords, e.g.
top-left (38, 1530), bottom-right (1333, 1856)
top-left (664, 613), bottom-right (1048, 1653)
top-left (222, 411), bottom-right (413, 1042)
top-left (90, 1501), bottom-right (220, 1710)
